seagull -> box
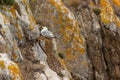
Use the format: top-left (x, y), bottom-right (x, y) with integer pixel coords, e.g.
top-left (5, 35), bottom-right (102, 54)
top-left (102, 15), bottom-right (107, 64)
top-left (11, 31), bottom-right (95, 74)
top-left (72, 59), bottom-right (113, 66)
top-left (40, 27), bottom-right (56, 38)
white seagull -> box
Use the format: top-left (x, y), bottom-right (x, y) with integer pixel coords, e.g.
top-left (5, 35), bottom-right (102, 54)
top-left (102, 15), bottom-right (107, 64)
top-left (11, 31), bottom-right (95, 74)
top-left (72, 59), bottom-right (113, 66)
top-left (40, 27), bottom-right (56, 38)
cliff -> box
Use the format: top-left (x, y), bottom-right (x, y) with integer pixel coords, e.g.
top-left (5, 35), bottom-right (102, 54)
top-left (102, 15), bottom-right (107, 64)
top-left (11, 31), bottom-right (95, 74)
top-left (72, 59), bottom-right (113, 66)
top-left (0, 0), bottom-right (120, 80)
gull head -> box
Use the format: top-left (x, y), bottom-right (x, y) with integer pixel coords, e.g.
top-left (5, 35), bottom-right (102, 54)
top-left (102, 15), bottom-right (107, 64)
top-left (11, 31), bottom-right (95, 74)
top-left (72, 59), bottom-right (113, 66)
top-left (42, 26), bottom-right (48, 31)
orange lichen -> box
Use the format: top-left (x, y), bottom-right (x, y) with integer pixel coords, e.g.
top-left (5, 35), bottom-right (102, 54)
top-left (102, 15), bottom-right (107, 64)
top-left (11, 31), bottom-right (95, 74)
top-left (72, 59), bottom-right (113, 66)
top-left (26, 2), bottom-right (37, 31)
top-left (49, 0), bottom-right (86, 68)
top-left (1, 5), bottom-right (16, 19)
top-left (32, 0), bottom-right (36, 2)
top-left (80, 61), bottom-right (88, 67)
top-left (8, 63), bottom-right (23, 80)
top-left (78, 48), bottom-right (85, 54)
top-left (58, 58), bottom-right (67, 68)
top-left (100, 0), bottom-right (113, 24)
top-left (22, 0), bottom-right (27, 4)
top-left (89, 0), bottom-right (95, 7)
top-left (1, 5), bottom-right (24, 40)
top-left (16, 32), bottom-right (23, 40)
top-left (113, 0), bottom-right (120, 7)
top-left (65, 49), bottom-right (74, 60)
top-left (15, 24), bottom-right (23, 40)
top-left (1, 27), bottom-right (9, 34)
top-left (9, 6), bottom-right (16, 18)
top-left (8, 63), bottom-right (19, 75)
top-left (116, 17), bottom-right (120, 27)
top-left (2, 14), bottom-right (8, 23)
top-left (15, 0), bottom-right (36, 33)
top-left (100, 0), bottom-right (120, 27)
top-left (0, 60), bottom-right (5, 69)
top-left (13, 53), bottom-right (17, 60)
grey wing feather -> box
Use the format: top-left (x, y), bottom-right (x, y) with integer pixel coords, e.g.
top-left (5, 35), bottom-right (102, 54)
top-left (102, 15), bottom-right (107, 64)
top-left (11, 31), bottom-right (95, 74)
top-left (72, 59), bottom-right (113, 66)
top-left (41, 31), bottom-right (55, 38)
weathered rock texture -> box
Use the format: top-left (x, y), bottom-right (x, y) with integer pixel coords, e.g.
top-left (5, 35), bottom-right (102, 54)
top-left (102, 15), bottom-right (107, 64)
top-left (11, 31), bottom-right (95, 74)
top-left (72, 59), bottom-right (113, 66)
top-left (0, 0), bottom-right (120, 80)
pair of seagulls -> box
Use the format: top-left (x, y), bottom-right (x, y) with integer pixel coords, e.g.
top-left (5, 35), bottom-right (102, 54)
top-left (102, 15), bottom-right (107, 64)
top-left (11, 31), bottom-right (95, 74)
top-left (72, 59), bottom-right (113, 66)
top-left (40, 26), bottom-right (56, 38)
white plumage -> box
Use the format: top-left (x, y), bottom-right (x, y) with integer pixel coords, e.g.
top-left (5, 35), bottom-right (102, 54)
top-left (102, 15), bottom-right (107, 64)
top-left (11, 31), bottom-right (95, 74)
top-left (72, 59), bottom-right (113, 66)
top-left (40, 27), bottom-right (56, 38)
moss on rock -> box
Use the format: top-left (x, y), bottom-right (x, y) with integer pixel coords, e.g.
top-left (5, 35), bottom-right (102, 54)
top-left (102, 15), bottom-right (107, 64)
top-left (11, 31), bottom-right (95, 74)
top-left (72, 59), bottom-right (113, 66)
top-left (0, 0), bottom-right (15, 5)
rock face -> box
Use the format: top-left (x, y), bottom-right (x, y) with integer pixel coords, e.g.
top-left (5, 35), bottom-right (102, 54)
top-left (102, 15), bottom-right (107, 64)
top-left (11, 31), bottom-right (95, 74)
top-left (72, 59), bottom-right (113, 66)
top-left (0, 0), bottom-right (120, 80)
top-left (30, 0), bottom-right (89, 79)
top-left (0, 53), bottom-right (23, 80)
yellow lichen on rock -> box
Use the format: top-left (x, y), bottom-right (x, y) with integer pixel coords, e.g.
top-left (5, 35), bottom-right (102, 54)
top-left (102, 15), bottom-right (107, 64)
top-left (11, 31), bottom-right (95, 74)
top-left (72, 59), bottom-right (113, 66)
top-left (8, 63), bottom-right (23, 80)
top-left (100, 0), bottom-right (114, 24)
top-left (31, 0), bottom-right (36, 2)
top-left (89, 0), bottom-right (95, 7)
top-left (22, 0), bottom-right (27, 4)
top-left (49, 0), bottom-right (87, 71)
top-left (29, 15), bottom-right (37, 31)
top-left (9, 6), bottom-right (16, 18)
top-left (0, 60), bottom-right (5, 69)
top-left (49, 0), bottom-right (84, 46)
top-left (0, 53), bottom-right (23, 80)
top-left (24, 0), bottom-right (37, 31)
top-left (113, 0), bottom-right (120, 7)
top-left (58, 58), bottom-right (67, 68)
top-left (1, 5), bottom-right (24, 40)
top-left (100, 0), bottom-right (120, 27)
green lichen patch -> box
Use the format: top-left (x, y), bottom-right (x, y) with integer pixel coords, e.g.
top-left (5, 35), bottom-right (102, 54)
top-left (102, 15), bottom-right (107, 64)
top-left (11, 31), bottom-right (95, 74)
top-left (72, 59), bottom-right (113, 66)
top-left (0, 0), bottom-right (15, 5)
